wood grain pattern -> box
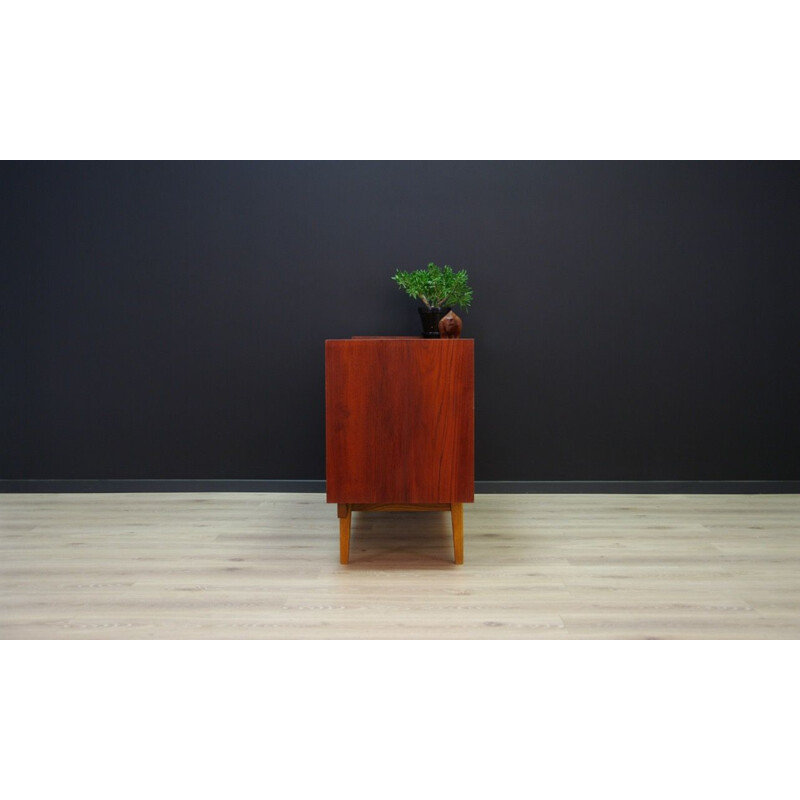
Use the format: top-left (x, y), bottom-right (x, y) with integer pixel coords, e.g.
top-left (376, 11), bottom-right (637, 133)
top-left (325, 339), bottom-right (474, 504)
top-left (2, 492), bottom-right (800, 639)
top-left (338, 503), bottom-right (351, 564)
top-left (352, 504), bottom-right (451, 512)
top-left (451, 502), bottom-right (464, 564)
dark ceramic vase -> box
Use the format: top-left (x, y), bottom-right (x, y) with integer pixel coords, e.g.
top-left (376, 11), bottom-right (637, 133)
top-left (418, 306), bottom-right (451, 338)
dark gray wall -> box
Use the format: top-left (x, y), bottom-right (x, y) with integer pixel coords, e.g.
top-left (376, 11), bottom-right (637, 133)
top-left (2, 161), bottom-right (799, 483)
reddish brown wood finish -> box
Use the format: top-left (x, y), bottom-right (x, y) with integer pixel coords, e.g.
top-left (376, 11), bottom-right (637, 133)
top-left (326, 338), bottom-right (474, 505)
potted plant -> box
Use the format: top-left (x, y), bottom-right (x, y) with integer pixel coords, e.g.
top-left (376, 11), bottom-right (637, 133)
top-left (392, 262), bottom-right (473, 337)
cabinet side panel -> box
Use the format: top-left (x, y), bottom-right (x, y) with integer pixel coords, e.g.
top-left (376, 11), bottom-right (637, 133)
top-left (438, 340), bottom-right (474, 502)
top-left (326, 340), bottom-right (474, 504)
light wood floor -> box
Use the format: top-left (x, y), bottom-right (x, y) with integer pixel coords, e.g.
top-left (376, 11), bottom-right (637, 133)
top-left (1, 492), bottom-right (798, 639)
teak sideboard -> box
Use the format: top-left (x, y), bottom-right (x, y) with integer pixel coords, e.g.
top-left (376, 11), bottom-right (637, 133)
top-left (325, 337), bottom-right (474, 564)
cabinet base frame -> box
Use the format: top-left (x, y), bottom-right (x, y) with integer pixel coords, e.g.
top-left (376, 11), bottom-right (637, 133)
top-left (337, 502), bottom-right (464, 565)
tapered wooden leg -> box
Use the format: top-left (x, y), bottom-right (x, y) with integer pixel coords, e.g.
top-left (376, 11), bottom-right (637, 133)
top-left (338, 503), bottom-right (352, 564)
top-left (451, 502), bottom-right (464, 564)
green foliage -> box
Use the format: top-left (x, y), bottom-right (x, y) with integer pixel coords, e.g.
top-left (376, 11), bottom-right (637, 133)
top-left (392, 262), bottom-right (473, 310)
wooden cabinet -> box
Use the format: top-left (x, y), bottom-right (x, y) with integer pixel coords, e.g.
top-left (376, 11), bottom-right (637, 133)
top-left (325, 337), bottom-right (474, 564)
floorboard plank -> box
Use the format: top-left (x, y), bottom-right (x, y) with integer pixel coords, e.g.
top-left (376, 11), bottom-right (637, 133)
top-left (1, 492), bottom-right (798, 639)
